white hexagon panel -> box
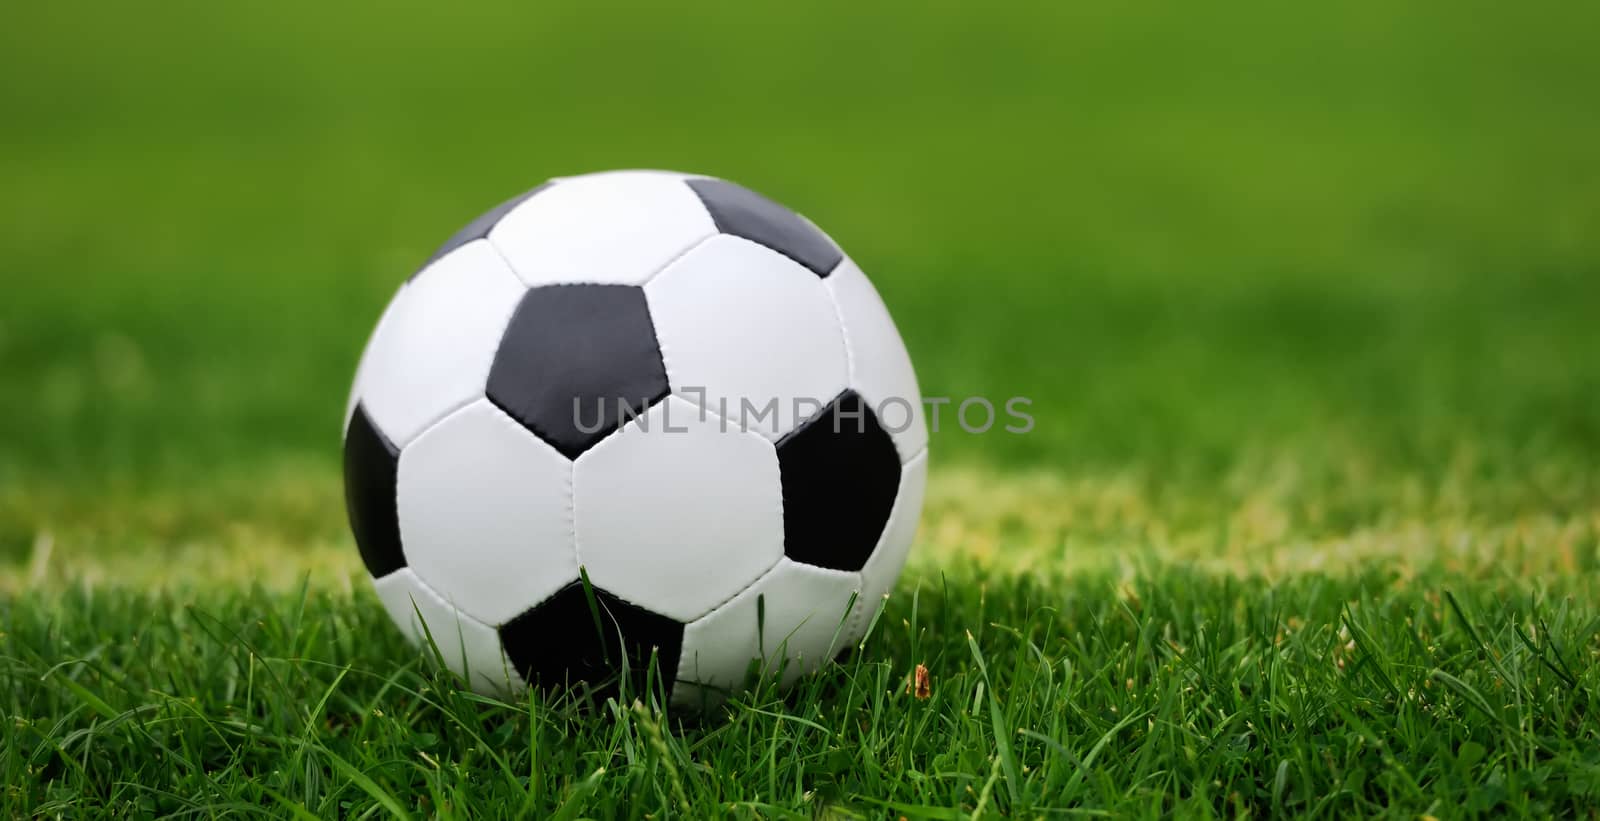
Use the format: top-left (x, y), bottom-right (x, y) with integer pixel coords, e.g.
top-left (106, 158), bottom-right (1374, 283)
top-left (396, 399), bottom-right (577, 627)
top-left (644, 234), bottom-right (849, 441)
top-left (489, 171), bottom-right (718, 288)
top-left (572, 395), bottom-right (785, 623)
top-left (347, 240), bottom-right (528, 447)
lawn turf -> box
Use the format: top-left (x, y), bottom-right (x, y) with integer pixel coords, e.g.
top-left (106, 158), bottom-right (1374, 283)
top-left (7, 554), bottom-right (1600, 816)
top-left (2, 0), bottom-right (1599, 816)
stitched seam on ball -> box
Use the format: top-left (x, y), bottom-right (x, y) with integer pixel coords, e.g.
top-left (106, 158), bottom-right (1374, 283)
top-left (483, 232), bottom-right (533, 287)
top-left (405, 568), bottom-right (495, 631)
top-left (697, 393), bottom-right (787, 632)
top-left (392, 248), bottom-right (526, 447)
top-left (849, 449), bottom-right (928, 641)
top-left (682, 552), bottom-right (787, 637)
top-left (493, 231), bottom-right (716, 289)
top-left (395, 563), bottom-right (483, 684)
top-left (824, 264), bottom-right (927, 466)
top-left (345, 282), bottom-right (407, 438)
top-left (872, 449), bottom-right (929, 576)
top-left (637, 289), bottom-right (674, 414)
top-left (399, 392), bottom-right (488, 454)
top-left (686, 394), bottom-right (780, 446)
top-left (585, 509), bottom-right (785, 632)
top-left (587, 406), bottom-right (785, 626)
top-left (845, 589), bottom-right (887, 649)
top-left (637, 231), bottom-right (719, 287)
top-left (565, 459), bottom-right (581, 599)
top-left (400, 568), bottom-right (522, 689)
top-left (653, 333), bottom-right (678, 418)
top-left (406, 550), bottom-right (496, 638)
top-left (387, 399), bottom-right (489, 625)
top-left (822, 270), bottom-right (858, 392)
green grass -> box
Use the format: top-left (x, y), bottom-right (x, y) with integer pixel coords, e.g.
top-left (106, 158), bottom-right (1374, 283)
top-left (3, 0), bottom-right (1600, 816)
top-left (7, 565), bottom-right (1600, 816)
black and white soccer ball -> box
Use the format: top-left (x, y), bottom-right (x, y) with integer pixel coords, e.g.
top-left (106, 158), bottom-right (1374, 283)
top-left (343, 170), bottom-right (927, 707)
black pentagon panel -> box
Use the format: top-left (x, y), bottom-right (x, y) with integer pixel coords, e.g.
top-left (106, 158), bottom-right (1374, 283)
top-left (499, 583), bottom-right (685, 700)
top-left (686, 178), bottom-right (844, 277)
top-left (343, 403), bottom-right (406, 578)
top-left (486, 284), bottom-right (670, 459)
top-left (776, 391), bottom-right (902, 571)
top-left (411, 181), bottom-right (556, 278)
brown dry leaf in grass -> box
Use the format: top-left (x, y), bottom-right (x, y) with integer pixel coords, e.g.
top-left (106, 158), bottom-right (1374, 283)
top-left (908, 664), bottom-right (931, 699)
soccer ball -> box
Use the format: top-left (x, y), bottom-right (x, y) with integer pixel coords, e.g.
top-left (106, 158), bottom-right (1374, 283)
top-left (342, 170), bottom-right (927, 708)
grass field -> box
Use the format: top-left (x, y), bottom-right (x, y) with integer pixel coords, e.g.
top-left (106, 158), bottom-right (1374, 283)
top-left (3, 0), bottom-right (1599, 816)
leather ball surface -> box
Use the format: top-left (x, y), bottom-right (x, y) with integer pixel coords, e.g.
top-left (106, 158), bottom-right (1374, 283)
top-left (342, 170), bottom-right (927, 708)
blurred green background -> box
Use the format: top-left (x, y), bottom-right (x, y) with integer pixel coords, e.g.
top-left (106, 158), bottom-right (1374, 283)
top-left (2, 0), bottom-right (1596, 550)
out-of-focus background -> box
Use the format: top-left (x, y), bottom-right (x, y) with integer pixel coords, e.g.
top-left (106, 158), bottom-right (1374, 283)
top-left (2, 0), bottom-right (1596, 579)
